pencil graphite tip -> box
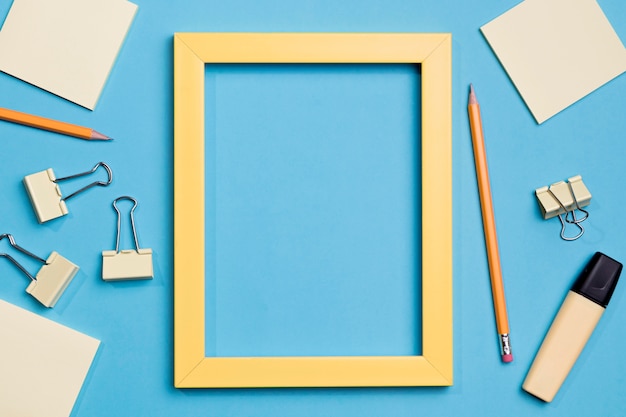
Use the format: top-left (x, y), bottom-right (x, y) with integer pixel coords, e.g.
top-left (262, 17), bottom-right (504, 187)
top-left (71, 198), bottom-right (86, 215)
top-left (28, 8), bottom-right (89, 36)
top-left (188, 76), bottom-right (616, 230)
top-left (468, 84), bottom-right (478, 105)
top-left (90, 130), bottom-right (113, 141)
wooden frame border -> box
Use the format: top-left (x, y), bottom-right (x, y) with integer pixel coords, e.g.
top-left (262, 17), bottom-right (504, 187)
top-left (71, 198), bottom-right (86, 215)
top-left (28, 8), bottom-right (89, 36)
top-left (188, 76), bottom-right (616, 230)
top-left (174, 33), bottom-right (452, 388)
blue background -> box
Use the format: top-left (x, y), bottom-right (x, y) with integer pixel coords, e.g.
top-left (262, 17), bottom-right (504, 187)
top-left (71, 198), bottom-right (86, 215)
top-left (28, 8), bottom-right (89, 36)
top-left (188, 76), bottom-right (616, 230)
top-left (0, 0), bottom-right (625, 416)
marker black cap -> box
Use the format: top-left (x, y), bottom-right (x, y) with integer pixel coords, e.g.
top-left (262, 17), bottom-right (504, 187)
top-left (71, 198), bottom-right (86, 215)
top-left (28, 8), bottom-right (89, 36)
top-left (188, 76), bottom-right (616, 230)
top-left (571, 252), bottom-right (622, 307)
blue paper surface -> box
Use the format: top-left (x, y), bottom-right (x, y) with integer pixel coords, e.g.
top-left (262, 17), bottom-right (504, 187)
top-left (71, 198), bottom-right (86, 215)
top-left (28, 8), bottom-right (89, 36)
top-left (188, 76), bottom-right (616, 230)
top-left (0, 0), bottom-right (625, 416)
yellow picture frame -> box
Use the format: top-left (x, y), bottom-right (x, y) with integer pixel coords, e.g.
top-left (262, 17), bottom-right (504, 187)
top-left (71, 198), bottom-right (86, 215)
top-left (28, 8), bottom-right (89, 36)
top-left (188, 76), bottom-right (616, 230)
top-left (174, 33), bottom-right (452, 388)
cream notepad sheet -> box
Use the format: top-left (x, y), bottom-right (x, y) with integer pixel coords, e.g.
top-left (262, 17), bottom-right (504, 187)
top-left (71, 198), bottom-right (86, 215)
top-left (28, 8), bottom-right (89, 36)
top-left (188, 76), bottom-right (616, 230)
top-left (481, 0), bottom-right (626, 123)
top-left (0, 0), bottom-right (138, 110)
top-left (0, 300), bottom-right (100, 417)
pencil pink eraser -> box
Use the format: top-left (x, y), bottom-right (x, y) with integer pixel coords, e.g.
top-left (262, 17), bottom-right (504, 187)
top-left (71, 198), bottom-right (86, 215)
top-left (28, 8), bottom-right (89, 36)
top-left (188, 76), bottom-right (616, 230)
top-left (502, 353), bottom-right (514, 363)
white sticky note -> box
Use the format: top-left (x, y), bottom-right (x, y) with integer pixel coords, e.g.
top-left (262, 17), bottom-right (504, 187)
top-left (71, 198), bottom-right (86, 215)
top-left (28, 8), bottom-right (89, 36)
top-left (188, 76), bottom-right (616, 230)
top-left (0, 299), bottom-right (100, 417)
top-left (0, 0), bottom-right (138, 109)
top-left (481, 0), bottom-right (626, 123)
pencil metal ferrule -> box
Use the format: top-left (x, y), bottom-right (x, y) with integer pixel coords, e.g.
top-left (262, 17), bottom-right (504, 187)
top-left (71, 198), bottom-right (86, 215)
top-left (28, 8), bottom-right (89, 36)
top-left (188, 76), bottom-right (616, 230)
top-left (500, 333), bottom-right (512, 356)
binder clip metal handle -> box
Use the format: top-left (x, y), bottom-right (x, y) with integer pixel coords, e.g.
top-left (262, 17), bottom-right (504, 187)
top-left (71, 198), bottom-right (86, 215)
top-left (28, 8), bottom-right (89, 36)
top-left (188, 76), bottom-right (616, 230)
top-left (102, 196), bottom-right (154, 281)
top-left (113, 196), bottom-right (141, 252)
top-left (55, 161), bottom-right (113, 201)
top-left (557, 212), bottom-right (584, 241)
top-left (545, 188), bottom-right (584, 241)
top-left (0, 233), bottom-right (47, 281)
top-left (0, 234), bottom-right (79, 308)
top-left (23, 161), bottom-right (113, 223)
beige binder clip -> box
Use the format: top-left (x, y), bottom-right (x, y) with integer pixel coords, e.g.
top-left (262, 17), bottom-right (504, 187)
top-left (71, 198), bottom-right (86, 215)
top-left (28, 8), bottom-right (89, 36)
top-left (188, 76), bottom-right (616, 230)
top-left (23, 162), bottom-right (113, 223)
top-left (102, 196), bottom-right (153, 281)
top-left (535, 175), bottom-right (591, 241)
top-left (0, 234), bottom-right (79, 307)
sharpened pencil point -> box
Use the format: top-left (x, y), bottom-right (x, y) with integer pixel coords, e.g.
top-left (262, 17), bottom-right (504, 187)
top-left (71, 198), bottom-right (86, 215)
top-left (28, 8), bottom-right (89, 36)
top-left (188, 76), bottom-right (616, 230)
top-left (90, 130), bottom-right (113, 141)
top-left (469, 84), bottom-right (478, 105)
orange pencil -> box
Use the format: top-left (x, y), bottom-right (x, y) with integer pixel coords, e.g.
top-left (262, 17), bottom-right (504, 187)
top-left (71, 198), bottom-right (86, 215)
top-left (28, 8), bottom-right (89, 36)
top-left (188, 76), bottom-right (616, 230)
top-left (0, 107), bottom-right (112, 141)
top-left (468, 84), bottom-right (513, 363)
